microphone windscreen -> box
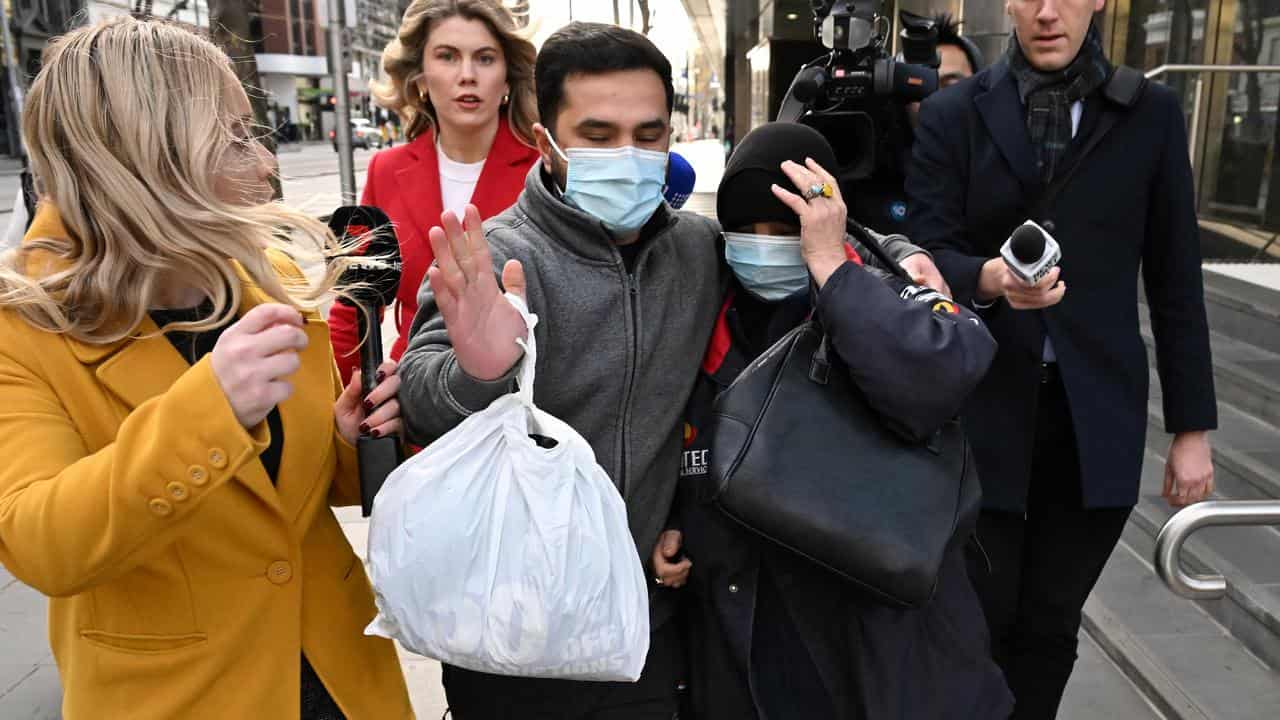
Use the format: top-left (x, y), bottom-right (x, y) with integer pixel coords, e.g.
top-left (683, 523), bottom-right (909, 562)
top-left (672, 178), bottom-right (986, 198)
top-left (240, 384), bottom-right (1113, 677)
top-left (1009, 224), bottom-right (1046, 264)
top-left (792, 66), bottom-right (827, 103)
top-left (665, 152), bottom-right (696, 209)
top-left (327, 205), bottom-right (402, 308)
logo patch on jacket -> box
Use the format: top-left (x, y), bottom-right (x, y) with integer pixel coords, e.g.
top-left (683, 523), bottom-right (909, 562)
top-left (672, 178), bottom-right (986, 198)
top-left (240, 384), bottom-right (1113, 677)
top-left (681, 448), bottom-right (710, 477)
top-left (681, 423), bottom-right (709, 477)
top-left (901, 284), bottom-right (960, 315)
top-left (889, 200), bottom-right (908, 221)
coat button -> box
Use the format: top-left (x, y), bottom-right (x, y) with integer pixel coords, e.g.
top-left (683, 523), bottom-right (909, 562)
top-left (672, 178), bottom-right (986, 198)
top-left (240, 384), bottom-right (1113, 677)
top-left (208, 449), bottom-right (228, 469)
top-left (728, 584), bottom-right (739, 594)
top-left (148, 498), bottom-right (174, 517)
top-left (187, 465), bottom-right (208, 486)
top-left (166, 482), bottom-right (190, 502)
top-left (267, 560), bottom-right (293, 585)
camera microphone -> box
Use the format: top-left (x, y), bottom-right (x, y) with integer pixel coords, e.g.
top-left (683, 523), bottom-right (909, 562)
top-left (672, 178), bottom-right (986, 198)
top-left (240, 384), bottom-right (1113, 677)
top-left (999, 220), bottom-right (1061, 285)
top-left (791, 66), bottom-right (829, 104)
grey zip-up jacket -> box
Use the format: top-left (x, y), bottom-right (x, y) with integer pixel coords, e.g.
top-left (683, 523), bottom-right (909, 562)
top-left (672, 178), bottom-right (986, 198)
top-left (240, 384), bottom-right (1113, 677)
top-left (397, 165), bottom-right (928, 628)
top-left (398, 167), bottom-right (723, 628)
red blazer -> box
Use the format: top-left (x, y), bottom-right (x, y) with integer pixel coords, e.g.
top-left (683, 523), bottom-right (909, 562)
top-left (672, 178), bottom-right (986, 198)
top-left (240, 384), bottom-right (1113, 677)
top-left (329, 117), bottom-right (539, 383)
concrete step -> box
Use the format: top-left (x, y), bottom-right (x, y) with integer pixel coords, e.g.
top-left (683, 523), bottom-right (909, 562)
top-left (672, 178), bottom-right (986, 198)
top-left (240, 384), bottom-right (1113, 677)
top-left (1140, 318), bottom-right (1280, 431)
top-left (1198, 268), bottom-right (1280, 357)
top-left (1147, 375), bottom-right (1280, 502)
top-left (1125, 464), bottom-right (1280, 672)
top-left (1059, 630), bottom-right (1166, 720)
top-left (1140, 368), bottom-right (1280, 678)
top-left (1141, 387), bottom-right (1280, 669)
top-left (1082, 538), bottom-right (1280, 720)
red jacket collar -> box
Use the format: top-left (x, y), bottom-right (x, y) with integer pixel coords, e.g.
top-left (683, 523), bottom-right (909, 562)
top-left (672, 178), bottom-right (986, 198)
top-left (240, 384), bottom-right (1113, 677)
top-left (394, 115), bottom-right (539, 231)
top-left (403, 116), bottom-right (538, 170)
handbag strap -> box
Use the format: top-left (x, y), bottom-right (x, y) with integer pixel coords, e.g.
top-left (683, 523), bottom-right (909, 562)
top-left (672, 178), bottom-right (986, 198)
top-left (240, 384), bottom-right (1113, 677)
top-left (845, 219), bottom-right (914, 283)
top-left (809, 331), bottom-right (831, 385)
top-left (806, 219), bottom-right (917, 385)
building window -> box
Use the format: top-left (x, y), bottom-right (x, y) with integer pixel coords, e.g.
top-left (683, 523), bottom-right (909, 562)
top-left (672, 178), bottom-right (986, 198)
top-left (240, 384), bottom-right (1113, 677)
top-left (301, 0), bottom-right (316, 54)
top-left (290, 0), bottom-right (307, 56)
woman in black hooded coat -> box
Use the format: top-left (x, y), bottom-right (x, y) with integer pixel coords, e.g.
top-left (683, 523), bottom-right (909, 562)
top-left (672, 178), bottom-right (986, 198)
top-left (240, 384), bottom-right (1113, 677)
top-left (674, 123), bottom-right (1013, 719)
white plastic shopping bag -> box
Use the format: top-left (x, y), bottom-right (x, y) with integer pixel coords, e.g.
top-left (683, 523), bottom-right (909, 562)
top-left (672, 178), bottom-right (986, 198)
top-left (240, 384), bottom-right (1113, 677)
top-left (365, 294), bottom-right (650, 681)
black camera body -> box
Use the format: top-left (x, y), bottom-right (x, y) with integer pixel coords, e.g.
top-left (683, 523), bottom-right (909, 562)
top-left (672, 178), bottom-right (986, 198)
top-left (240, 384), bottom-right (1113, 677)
top-left (779, 2), bottom-right (940, 191)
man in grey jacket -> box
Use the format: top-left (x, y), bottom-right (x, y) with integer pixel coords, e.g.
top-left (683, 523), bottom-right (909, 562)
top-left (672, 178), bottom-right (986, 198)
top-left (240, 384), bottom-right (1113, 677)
top-left (396, 22), bottom-right (944, 719)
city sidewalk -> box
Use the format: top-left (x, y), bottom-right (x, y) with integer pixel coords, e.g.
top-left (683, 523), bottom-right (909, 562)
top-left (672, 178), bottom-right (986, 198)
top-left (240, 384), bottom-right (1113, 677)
top-left (337, 506), bottom-right (450, 719)
top-left (0, 518), bottom-right (451, 719)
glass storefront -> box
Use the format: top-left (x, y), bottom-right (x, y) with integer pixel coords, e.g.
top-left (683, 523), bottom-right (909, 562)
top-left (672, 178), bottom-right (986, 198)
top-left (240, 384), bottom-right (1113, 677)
top-left (1104, 0), bottom-right (1280, 259)
top-left (732, 0), bottom-right (1280, 258)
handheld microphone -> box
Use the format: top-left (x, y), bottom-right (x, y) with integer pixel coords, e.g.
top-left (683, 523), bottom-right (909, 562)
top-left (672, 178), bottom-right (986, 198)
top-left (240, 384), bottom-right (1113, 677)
top-left (664, 152), bottom-right (696, 209)
top-left (999, 220), bottom-right (1061, 285)
top-left (328, 205), bottom-right (404, 517)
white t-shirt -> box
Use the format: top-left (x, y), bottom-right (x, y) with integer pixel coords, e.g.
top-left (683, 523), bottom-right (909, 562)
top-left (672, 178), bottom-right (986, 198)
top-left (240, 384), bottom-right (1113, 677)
top-left (437, 143), bottom-right (486, 219)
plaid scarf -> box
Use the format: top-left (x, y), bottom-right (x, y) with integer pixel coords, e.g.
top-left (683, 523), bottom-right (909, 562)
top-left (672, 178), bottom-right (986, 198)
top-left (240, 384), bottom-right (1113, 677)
top-left (1007, 24), bottom-right (1112, 182)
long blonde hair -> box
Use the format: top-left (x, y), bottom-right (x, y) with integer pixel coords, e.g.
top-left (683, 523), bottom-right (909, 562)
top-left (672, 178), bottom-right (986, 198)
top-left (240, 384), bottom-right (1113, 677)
top-left (0, 17), bottom-right (349, 344)
top-left (373, 0), bottom-right (536, 145)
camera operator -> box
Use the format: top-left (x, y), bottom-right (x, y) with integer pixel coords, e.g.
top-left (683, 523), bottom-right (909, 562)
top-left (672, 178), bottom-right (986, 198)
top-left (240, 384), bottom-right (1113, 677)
top-left (905, 1), bottom-right (1217, 717)
top-left (907, 14), bottom-right (985, 127)
top-left (782, 5), bottom-right (953, 269)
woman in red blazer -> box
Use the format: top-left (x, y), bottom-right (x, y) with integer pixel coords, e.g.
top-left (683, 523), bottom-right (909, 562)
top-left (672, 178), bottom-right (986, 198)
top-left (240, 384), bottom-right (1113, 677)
top-left (329, 0), bottom-right (538, 382)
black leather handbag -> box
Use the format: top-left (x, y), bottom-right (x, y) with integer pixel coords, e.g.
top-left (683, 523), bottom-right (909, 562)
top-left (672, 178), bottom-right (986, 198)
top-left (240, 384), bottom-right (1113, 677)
top-left (706, 228), bottom-right (982, 609)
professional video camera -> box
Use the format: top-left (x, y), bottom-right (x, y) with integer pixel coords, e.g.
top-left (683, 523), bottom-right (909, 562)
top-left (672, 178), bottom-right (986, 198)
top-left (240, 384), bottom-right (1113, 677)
top-left (778, 2), bottom-right (941, 192)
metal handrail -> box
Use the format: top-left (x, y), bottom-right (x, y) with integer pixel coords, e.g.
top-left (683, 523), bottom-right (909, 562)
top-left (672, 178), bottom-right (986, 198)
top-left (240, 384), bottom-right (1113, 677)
top-left (1145, 64), bottom-right (1280, 78)
top-left (1154, 500), bottom-right (1280, 599)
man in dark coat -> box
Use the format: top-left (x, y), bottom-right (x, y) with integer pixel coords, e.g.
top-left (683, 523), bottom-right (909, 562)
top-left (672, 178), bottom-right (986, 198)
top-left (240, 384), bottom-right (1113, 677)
top-left (905, 0), bottom-right (1218, 717)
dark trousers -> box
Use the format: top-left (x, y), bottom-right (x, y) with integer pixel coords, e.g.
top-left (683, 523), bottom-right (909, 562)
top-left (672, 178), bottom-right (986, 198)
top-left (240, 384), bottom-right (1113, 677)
top-left (442, 621), bottom-right (686, 720)
top-left (965, 367), bottom-right (1131, 720)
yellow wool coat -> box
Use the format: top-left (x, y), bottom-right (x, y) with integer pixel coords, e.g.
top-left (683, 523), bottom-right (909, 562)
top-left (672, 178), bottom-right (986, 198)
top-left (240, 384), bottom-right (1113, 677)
top-left (0, 207), bottom-right (413, 719)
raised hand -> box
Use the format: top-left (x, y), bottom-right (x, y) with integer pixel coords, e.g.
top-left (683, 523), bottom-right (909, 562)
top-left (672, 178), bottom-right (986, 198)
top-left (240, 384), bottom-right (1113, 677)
top-left (425, 204), bottom-right (528, 381)
top-left (771, 158), bottom-right (849, 289)
top-left (210, 303), bottom-right (308, 428)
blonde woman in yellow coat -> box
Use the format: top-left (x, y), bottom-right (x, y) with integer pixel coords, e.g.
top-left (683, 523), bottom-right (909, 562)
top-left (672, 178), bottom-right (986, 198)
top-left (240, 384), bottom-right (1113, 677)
top-left (0, 18), bottom-right (413, 719)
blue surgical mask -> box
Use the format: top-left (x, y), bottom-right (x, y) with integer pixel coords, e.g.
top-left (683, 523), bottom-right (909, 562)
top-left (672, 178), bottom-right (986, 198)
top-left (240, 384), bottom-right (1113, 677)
top-left (723, 232), bottom-right (810, 302)
top-left (547, 133), bottom-right (668, 233)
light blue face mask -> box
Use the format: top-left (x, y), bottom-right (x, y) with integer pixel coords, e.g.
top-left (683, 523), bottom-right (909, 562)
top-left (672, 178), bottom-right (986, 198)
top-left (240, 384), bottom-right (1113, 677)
top-left (547, 133), bottom-right (668, 233)
top-left (723, 232), bottom-right (809, 302)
